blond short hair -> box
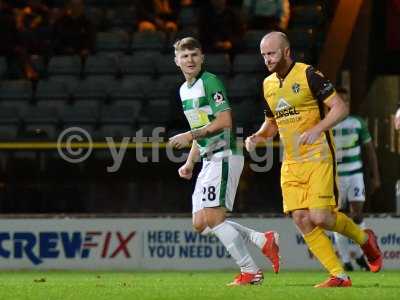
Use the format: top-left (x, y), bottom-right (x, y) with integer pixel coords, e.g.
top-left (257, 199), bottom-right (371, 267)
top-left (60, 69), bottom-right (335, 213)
top-left (173, 37), bottom-right (202, 54)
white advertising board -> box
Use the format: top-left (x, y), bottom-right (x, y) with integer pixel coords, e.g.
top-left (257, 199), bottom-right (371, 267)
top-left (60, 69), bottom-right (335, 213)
top-left (0, 218), bottom-right (398, 270)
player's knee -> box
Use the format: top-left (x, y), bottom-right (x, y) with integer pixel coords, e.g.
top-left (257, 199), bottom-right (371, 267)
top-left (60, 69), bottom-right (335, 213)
top-left (292, 211), bottom-right (311, 228)
top-left (192, 221), bottom-right (207, 233)
top-left (309, 214), bottom-right (330, 228)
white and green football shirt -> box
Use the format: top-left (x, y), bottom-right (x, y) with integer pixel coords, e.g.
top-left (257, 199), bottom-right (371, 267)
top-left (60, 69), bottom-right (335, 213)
top-left (333, 115), bottom-right (372, 176)
top-left (179, 71), bottom-right (239, 157)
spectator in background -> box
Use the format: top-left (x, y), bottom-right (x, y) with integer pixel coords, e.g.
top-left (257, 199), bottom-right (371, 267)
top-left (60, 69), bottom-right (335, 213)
top-left (198, 0), bottom-right (244, 59)
top-left (52, 0), bottom-right (95, 61)
top-left (15, 0), bottom-right (52, 79)
top-left (332, 87), bottom-right (380, 272)
top-left (242, 0), bottom-right (290, 31)
top-left (395, 104), bottom-right (400, 130)
top-left (135, 0), bottom-right (179, 33)
top-left (0, 0), bottom-right (39, 80)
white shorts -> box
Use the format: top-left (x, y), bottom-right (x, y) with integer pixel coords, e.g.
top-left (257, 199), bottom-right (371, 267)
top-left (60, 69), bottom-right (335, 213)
top-left (338, 172), bottom-right (365, 209)
top-left (192, 154), bottom-right (244, 214)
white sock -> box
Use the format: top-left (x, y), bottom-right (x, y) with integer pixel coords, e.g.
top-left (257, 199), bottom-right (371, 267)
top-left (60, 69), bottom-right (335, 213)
top-left (334, 232), bottom-right (351, 263)
top-left (213, 221), bottom-right (259, 274)
top-left (201, 226), bottom-right (212, 236)
top-left (226, 220), bottom-right (266, 249)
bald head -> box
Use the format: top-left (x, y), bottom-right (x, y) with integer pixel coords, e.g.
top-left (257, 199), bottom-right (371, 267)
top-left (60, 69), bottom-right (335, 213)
top-left (260, 31), bottom-right (292, 75)
top-left (260, 31), bottom-right (290, 49)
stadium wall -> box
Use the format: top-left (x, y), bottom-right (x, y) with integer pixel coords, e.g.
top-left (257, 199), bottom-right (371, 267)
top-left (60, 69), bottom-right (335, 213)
top-left (0, 217), bottom-right (399, 270)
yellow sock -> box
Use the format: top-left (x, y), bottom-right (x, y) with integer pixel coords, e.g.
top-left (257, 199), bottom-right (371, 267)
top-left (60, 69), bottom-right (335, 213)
top-left (331, 211), bottom-right (367, 245)
top-left (303, 227), bottom-right (344, 277)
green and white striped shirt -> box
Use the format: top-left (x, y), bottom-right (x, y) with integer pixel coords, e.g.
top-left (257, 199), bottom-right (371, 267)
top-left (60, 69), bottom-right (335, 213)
top-left (179, 71), bottom-right (239, 157)
top-left (333, 115), bottom-right (371, 176)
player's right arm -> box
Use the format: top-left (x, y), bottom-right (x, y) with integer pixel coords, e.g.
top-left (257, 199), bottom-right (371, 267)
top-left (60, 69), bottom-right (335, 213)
top-left (245, 117), bottom-right (279, 152)
top-left (245, 94), bottom-right (278, 152)
top-left (178, 141), bottom-right (200, 180)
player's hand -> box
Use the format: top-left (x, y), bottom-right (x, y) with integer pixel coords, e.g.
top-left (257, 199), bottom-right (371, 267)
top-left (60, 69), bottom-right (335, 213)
top-left (245, 134), bottom-right (265, 152)
top-left (298, 128), bottom-right (322, 145)
top-left (169, 132), bottom-right (193, 149)
top-left (395, 108), bottom-right (400, 130)
top-left (178, 163), bottom-right (193, 180)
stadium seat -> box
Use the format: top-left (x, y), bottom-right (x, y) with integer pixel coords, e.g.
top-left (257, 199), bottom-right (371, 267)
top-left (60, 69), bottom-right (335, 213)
top-left (48, 55), bottom-right (82, 76)
top-left (292, 49), bottom-right (313, 64)
top-left (141, 99), bottom-right (172, 124)
top-left (35, 79), bottom-right (70, 102)
top-left (290, 5), bottom-right (324, 27)
top-left (131, 31), bottom-right (166, 53)
top-left (147, 75), bottom-right (181, 99)
top-left (22, 106), bottom-right (59, 124)
top-left (23, 123), bottom-right (58, 140)
top-left (61, 105), bottom-right (98, 124)
top-left (0, 124), bottom-right (18, 140)
top-left (100, 105), bottom-right (135, 124)
top-left (226, 75), bottom-right (259, 103)
top-left (71, 77), bottom-right (110, 102)
top-left (0, 100), bottom-right (30, 116)
top-left (177, 6), bottom-right (198, 28)
top-left (121, 54), bottom-right (157, 76)
top-left (243, 30), bottom-right (266, 52)
top-left (0, 80), bottom-right (33, 101)
top-left (231, 101), bottom-right (262, 127)
top-left (105, 7), bottom-right (137, 31)
top-left (232, 54), bottom-right (265, 74)
top-left (83, 54), bottom-right (120, 76)
top-left (0, 56), bottom-right (7, 79)
top-left (111, 100), bottom-right (142, 119)
top-left (36, 100), bottom-right (67, 114)
top-left (96, 31), bottom-right (130, 53)
top-left (155, 54), bottom-right (180, 76)
top-left (85, 6), bottom-right (106, 30)
top-left (48, 75), bottom-right (80, 93)
top-left (97, 124), bottom-right (134, 140)
top-left (0, 106), bottom-right (19, 124)
top-left (109, 76), bottom-right (149, 101)
top-left (0, 106), bottom-right (20, 140)
top-left (287, 28), bottom-right (315, 49)
top-left (204, 53), bottom-right (231, 76)
top-left (21, 106), bottom-right (59, 139)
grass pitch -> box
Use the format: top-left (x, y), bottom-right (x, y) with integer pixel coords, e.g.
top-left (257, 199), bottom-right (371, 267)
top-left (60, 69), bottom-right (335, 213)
top-left (0, 270), bottom-right (399, 300)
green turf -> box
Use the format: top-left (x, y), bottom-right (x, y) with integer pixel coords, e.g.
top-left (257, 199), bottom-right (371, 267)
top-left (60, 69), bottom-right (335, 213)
top-left (0, 270), bottom-right (399, 300)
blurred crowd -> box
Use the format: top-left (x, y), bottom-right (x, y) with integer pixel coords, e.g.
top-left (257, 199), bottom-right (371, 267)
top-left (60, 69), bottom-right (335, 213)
top-left (0, 0), bottom-right (290, 80)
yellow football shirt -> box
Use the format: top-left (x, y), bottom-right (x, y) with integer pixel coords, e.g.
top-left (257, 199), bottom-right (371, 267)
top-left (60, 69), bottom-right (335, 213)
top-left (263, 62), bottom-right (336, 164)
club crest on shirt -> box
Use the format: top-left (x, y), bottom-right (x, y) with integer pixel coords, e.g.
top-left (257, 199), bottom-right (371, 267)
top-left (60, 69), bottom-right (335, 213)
top-left (292, 83), bottom-right (300, 94)
top-left (213, 91), bottom-right (225, 106)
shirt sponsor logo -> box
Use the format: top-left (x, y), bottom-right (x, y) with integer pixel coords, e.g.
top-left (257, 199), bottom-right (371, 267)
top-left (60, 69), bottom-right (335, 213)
top-left (275, 98), bottom-right (300, 119)
top-left (213, 92), bottom-right (225, 106)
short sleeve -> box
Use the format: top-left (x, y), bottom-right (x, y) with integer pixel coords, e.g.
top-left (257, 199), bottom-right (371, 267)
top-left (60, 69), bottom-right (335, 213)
top-left (263, 100), bottom-right (274, 119)
top-left (305, 66), bottom-right (335, 102)
top-left (205, 76), bottom-right (231, 113)
top-left (357, 117), bottom-right (372, 144)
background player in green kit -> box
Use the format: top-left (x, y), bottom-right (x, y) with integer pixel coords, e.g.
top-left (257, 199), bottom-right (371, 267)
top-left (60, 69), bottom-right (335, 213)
top-left (169, 37), bottom-right (280, 286)
top-left (333, 87), bottom-right (381, 271)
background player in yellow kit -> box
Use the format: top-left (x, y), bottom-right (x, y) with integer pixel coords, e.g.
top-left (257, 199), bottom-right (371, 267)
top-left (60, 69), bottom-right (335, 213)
top-left (245, 31), bottom-right (383, 288)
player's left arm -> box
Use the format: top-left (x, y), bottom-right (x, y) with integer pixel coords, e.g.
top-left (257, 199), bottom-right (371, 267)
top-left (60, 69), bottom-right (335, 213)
top-left (169, 76), bottom-right (232, 148)
top-left (363, 141), bottom-right (381, 193)
top-left (299, 67), bottom-right (349, 145)
top-left (168, 111), bottom-right (232, 149)
top-left (395, 105), bottom-right (400, 130)
top-left (359, 117), bottom-right (381, 193)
